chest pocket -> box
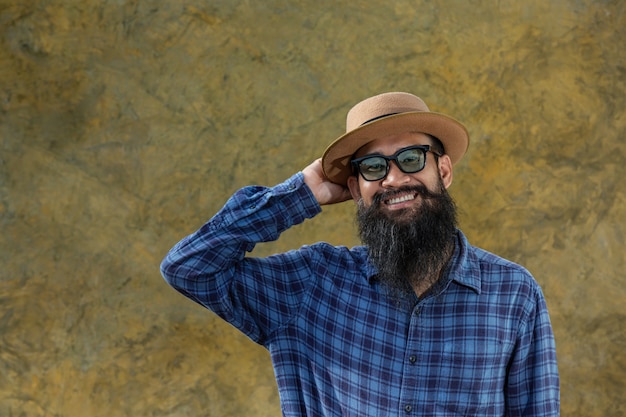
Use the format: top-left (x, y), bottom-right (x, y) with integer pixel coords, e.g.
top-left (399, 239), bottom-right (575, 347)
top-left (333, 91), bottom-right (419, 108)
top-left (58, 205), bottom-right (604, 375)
top-left (435, 339), bottom-right (509, 415)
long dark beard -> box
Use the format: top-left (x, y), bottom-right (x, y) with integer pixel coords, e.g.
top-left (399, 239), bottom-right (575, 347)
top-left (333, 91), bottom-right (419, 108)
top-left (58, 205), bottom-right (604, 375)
top-left (356, 180), bottom-right (458, 302)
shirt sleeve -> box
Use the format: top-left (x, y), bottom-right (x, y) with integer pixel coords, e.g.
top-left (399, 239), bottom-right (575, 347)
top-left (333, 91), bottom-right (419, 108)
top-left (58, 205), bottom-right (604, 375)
top-left (160, 172), bottom-right (322, 344)
top-left (506, 285), bottom-right (560, 416)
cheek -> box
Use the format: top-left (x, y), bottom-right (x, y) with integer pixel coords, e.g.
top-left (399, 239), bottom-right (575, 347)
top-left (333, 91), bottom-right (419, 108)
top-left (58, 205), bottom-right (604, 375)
top-left (357, 182), bottom-right (379, 205)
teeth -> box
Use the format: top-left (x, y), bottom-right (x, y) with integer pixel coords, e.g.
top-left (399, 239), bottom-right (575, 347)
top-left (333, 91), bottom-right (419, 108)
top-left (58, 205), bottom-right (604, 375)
top-left (387, 194), bottom-right (415, 205)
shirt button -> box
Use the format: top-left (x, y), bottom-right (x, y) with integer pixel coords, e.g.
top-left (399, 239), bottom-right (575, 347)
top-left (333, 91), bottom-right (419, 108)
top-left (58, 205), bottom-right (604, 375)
top-left (404, 404), bottom-right (413, 413)
top-left (409, 355), bottom-right (417, 364)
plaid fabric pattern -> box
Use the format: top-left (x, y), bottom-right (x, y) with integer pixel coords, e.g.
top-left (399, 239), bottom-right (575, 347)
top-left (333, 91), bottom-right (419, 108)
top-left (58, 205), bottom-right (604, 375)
top-left (161, 173), bottom-right (560, 416)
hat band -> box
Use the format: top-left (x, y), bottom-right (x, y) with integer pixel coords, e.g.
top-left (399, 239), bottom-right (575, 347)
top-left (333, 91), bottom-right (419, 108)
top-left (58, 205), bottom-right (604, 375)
top-left (360, 112), bottom-right (399, 126)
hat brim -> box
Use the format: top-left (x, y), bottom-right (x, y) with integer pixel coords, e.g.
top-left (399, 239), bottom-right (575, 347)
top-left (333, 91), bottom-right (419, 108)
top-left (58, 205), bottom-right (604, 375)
top-left (321, 112), bottom-right (469, 186)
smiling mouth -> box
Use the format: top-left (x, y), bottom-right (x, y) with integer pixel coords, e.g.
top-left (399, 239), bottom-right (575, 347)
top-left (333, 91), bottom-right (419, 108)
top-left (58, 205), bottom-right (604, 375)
top-left (385, 193), bottom-right (417, 205)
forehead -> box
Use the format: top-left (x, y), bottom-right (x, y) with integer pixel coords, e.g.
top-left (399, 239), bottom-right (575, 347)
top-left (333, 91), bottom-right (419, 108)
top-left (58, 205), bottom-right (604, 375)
top-left (354, 131), bottom-right (434, 158)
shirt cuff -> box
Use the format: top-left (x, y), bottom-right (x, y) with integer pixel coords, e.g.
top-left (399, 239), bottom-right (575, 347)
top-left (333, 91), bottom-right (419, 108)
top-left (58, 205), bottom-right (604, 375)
top-left (273, 172), bottom-right (322, 220)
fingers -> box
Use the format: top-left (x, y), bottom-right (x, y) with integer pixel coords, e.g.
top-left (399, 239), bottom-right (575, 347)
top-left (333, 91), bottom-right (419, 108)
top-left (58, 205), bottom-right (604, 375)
top-left (302, 159), bottom-right (353, 206)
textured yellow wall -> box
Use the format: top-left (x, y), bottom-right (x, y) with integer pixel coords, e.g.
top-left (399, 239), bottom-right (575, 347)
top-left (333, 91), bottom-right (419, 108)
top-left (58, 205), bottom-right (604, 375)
top-left (1, 1), bottom-right (624, 416)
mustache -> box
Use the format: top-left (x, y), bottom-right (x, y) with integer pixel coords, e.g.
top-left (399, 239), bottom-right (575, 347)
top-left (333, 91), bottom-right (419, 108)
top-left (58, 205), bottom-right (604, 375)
top-left (371, 184), bottom-right (441, 206)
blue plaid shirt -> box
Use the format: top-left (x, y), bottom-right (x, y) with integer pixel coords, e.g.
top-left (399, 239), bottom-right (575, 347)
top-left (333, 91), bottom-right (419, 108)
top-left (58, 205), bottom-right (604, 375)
top-left (161, 173), bottom-right (560, 416)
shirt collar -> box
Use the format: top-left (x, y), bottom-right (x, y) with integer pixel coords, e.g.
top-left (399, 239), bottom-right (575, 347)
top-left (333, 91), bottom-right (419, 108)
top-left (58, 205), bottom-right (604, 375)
top-left (445, 230), bottom-right (482, 294)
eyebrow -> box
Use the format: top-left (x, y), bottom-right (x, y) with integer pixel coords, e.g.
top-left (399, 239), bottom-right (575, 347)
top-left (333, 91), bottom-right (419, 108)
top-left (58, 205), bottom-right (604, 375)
top-left (357, 132), bottom-right (439, 157)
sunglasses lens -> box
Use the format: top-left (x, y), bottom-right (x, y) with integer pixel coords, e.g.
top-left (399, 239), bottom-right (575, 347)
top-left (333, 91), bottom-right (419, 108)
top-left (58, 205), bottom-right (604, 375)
top-left (353, 146), bottom-right (429, 181)
top-left (358, 156), bottom-right (388, 181)
top-left (397, 148), bottom-right (426, 173)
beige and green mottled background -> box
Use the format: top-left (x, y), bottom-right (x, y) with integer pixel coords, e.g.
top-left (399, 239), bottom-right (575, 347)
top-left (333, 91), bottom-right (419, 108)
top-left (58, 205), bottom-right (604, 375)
top-left (1, 0), bottom-right (624, 416)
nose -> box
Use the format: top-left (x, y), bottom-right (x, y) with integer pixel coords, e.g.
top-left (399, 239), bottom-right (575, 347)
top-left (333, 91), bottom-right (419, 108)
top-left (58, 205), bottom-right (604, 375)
top-left (381, 161), bottom-right (411, 187)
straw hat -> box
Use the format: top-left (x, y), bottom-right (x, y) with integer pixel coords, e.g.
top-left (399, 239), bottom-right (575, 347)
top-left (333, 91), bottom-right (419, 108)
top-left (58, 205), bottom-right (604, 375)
top-left (321, 92), bottom-right (469, 185)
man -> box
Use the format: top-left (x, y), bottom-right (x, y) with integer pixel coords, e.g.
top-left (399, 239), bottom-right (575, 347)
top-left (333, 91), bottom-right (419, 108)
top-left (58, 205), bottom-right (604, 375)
top-left (161, 92), bottom-right (560, 416)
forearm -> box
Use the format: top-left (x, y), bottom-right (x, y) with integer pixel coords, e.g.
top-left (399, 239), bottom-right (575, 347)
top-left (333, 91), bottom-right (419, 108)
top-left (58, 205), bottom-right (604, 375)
top-left (160, 172), bottom-right (321, 307)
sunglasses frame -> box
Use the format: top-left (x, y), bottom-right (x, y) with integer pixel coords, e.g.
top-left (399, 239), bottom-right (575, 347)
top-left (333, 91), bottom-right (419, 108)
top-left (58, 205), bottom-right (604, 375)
top-left (350, 145), bottom-right (442, 182)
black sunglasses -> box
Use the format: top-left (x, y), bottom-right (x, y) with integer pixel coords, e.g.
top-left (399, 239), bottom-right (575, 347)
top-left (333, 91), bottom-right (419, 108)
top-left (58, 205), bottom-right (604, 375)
top-left (351, 145), bottom-right (442, 181)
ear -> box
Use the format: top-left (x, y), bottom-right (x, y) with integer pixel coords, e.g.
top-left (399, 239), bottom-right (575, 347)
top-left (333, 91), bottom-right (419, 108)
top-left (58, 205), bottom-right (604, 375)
top-left (346, 175), bottom-right (362, 201)
top-left (438, 154), bottom-right (454, 189)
